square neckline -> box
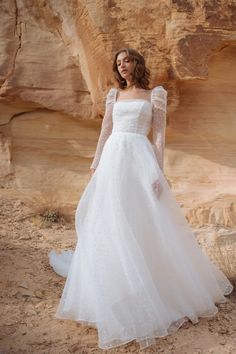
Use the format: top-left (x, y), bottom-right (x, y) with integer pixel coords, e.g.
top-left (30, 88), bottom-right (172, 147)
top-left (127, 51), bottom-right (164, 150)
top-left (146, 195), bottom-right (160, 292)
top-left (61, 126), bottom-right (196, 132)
top-left (114, 87), bottom-right (154, 105)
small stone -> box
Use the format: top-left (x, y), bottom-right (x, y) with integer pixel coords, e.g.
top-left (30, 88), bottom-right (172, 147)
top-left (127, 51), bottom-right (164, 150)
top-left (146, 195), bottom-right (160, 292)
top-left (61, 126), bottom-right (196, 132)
top-left (168, 344), bottom-right (175, 350)
top-left (19, 234), bottom-right (32, 240)
top-left (27, 309), bottom-right (37, 315)
top-left (34, 290), bottom-right (44, 299)
top-left (218, 327), bottom-right (229, 334)
top-left (69, 344), bottom-right (80, 353)
top-left (219, 340), bottom-right (226, 345)
top-left (21, 289), bottom-right (35, 297)
top-left (193, 349), bottom-right (202, 354)
top-left (18, 281), bottom-right (29, 289)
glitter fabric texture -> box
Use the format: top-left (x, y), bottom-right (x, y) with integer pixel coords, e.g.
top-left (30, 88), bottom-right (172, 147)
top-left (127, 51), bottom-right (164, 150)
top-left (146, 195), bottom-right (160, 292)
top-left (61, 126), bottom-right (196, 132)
top-left (49, 86), bottom-right (233, 350)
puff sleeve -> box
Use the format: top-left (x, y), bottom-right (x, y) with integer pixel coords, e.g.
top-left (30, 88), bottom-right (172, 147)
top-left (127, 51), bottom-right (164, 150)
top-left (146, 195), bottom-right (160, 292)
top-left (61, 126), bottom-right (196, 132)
top-left (151, 86), bottom-right (168, 172)
top-left (90, 88), bottom-right (116, 170)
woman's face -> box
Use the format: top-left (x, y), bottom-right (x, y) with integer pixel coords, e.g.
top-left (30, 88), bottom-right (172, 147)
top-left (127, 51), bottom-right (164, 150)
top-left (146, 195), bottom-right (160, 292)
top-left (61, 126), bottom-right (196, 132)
top-left (116, 51), bottom-right (135, 82)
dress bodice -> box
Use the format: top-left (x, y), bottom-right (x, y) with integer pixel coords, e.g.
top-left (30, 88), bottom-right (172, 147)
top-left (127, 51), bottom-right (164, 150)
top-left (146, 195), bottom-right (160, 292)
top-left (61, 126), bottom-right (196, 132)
top-left (90, 86), bottom-right (168, 172)
top-left (112, 100), bottom-right (152, 136)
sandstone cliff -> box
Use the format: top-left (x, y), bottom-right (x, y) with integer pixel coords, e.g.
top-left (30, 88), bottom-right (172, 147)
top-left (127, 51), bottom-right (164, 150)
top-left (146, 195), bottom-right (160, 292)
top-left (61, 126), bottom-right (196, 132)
top-left (0, 0), bottom-right (236, 224)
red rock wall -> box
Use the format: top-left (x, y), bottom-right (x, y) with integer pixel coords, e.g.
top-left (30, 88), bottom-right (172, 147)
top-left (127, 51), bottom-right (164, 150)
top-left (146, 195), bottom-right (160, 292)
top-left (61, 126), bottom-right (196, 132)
top-left (0, 0), bottom-right (236, 224)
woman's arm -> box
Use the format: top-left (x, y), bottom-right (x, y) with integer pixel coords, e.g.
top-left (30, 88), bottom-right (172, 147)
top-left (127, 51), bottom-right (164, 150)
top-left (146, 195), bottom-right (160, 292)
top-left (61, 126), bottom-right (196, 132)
top-left (151, 86), bottom-right (168, 172)
top-left (151, 86), bottom-right (168, 197)
top-left (90, 88), bottom-right (116, 171)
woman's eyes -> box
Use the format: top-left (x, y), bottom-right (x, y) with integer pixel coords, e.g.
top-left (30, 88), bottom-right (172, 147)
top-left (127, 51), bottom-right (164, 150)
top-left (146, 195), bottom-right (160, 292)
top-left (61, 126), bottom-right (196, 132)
top-left (117, 60), bottom-right (129, 66)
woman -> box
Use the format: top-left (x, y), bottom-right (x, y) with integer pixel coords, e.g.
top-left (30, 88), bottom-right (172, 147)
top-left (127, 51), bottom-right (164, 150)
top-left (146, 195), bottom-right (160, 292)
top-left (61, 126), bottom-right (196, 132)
top-left (49, 48), bottom-right (233, 350)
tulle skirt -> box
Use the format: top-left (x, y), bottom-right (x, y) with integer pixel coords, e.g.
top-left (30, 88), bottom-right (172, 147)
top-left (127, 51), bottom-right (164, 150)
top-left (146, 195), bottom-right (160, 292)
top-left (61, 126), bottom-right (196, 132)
top-left (49, 131), bottom-right (233, 350)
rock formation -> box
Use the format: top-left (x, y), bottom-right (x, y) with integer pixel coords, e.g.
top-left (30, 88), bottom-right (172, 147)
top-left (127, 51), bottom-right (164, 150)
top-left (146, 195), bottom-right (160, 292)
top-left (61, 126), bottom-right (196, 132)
top-left (0, 0), bottom-right (236, 234)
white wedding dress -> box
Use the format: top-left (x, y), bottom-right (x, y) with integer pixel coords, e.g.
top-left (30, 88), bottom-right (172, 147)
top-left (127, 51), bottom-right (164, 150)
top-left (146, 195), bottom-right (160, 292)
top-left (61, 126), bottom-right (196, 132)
top-left (48, 86), bottom-right (233, 350)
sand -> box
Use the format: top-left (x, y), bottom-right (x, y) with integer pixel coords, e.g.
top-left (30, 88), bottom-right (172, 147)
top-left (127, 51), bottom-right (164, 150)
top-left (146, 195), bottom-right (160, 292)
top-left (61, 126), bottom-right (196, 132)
top-left (0, 196), bottom-right (235, 354)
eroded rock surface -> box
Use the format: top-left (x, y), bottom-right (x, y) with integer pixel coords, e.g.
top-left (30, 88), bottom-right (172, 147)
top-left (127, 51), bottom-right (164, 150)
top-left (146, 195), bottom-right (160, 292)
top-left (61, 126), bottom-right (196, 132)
top-left (0, 0), bottom-right (236, 222)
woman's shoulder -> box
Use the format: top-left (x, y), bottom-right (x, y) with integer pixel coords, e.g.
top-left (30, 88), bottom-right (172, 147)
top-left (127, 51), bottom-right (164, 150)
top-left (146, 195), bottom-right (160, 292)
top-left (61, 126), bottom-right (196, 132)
top-left (151, 85), bottom-right (167, 93)
top-left (105, 87), bottom-right (118, 104)
top-left (151, 86), bottom-right (168, 102)
top-left (107, 87), bottom-right (118, 94)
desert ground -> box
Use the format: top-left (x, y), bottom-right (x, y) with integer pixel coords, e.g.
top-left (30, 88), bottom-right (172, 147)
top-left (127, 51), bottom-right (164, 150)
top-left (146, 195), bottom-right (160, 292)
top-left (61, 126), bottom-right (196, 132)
top-left (0, 196), bottom-right (235, 354)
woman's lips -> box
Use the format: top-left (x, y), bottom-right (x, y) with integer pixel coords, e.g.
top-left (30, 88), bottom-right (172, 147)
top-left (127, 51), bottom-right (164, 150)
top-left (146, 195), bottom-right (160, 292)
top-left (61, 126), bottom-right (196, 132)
top-left (121, 70), bottom-right (127, 73)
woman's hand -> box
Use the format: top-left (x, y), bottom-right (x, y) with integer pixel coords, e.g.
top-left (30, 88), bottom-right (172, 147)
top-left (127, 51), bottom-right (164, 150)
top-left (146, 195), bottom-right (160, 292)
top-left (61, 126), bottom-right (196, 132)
top-left (90, 168), bottom-right (96, 176)
top-left (152, 179), bottom-right (162, 198)
top-left (163, 174), bottom-right (172, 188)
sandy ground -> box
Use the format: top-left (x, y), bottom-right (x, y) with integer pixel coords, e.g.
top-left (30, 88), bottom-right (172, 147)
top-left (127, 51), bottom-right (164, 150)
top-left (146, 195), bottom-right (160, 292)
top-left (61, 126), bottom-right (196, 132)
top-left (0, 196), bottom-right (236, 354)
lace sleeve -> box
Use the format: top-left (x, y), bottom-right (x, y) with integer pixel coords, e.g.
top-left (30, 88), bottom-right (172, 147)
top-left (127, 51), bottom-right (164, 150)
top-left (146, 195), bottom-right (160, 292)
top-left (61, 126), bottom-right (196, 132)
top-left (90, 88), bottom-right (116, 170)
top-left (151, 86), bottom-right (168, 172)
